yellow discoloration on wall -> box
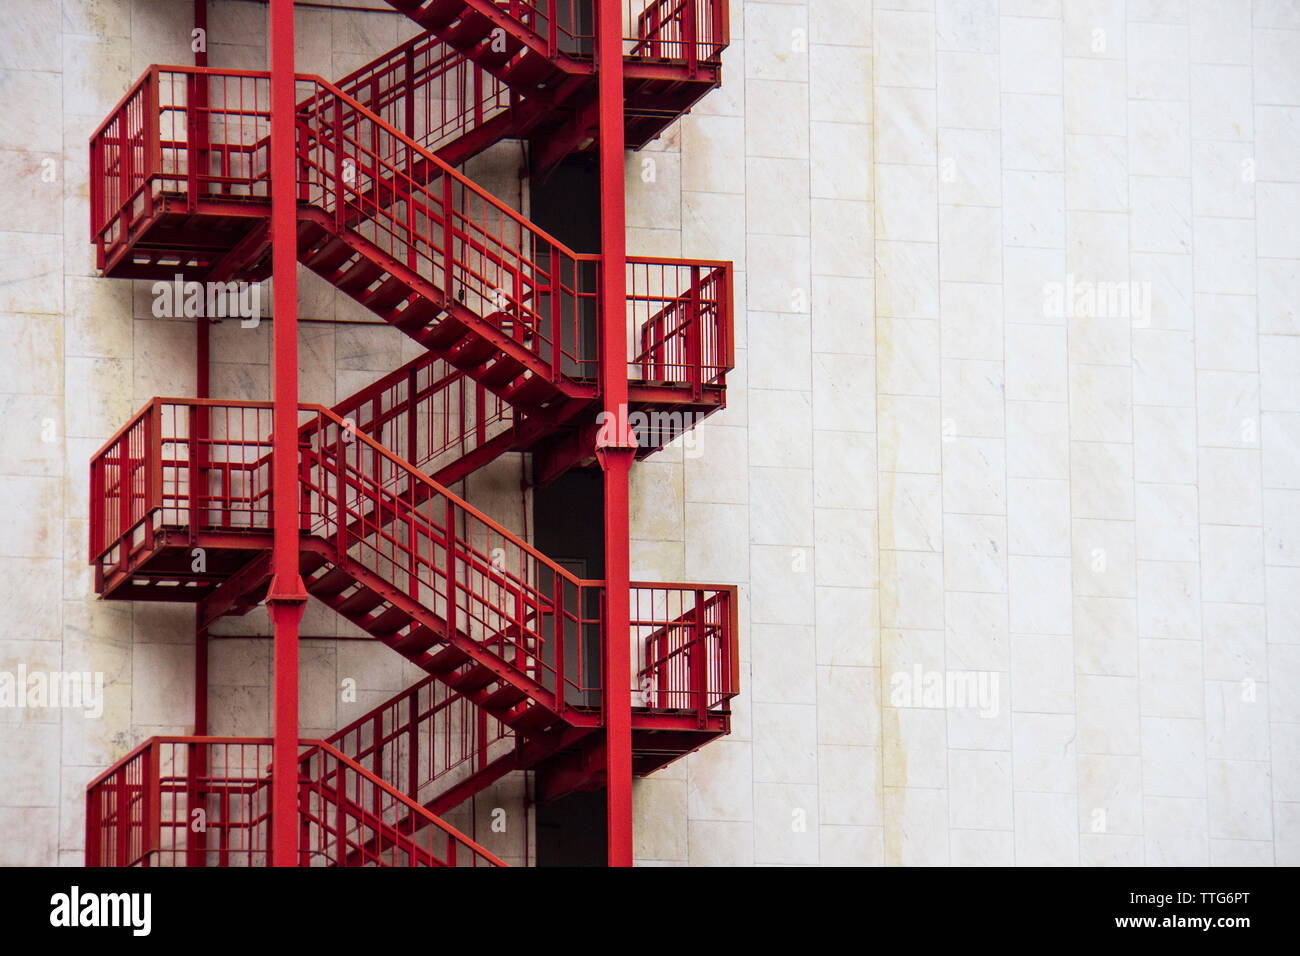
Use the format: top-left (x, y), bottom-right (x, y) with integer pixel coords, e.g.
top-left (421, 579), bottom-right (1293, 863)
top-left (871, 143), bottom-right (907, 861)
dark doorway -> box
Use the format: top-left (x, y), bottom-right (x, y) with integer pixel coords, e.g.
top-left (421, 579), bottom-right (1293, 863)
top-left (532, 467), bottom-right (607, 865)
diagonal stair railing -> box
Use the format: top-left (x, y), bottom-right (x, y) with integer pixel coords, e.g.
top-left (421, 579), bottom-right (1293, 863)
top-left (84, 736), bottom-right (506, 866)
top-left (88, 398), bottom-right (740, 736)
top-left (84, 2), bottom-right (739, 861)
top-left (91, 67), bottom-right (730, 411)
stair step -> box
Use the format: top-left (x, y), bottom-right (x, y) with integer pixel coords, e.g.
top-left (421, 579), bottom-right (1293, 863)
top-left (336, 258), bottom-right (383, 293)
top-left (443, 10), bottom-right (494, 50)
top-left (476, 32), bottom-right (525, 71)
top-left (392, 297), bottom-right (440, 333)
top-left (478, 684), bottom-right (527, 713)
top-left (297, 219), bottom-right (327, 251)
top-left (415, 0), bottom-right (465, 32)
top-left (502, 49), bottom-right (555, 90)
top-left (421, 643), bottom-right (469, 672)
top-left (306, 567), bottom-right (354, 600)
top-left (512, 703), bottom-right (555, 734)
top-left (422, 316), bottom-right (468, 349)
top-left (300, 551), bottom-right (329, 578)
top-left (363, 275), bottom-right (411, 312)
top-left (502, 373), bottom-right (556, 406)
top-left (304, 237), bottom-right (353, 273)
top-left (337, 589), bottom-right (384, 619)
top-left (477, 354), bottom-right (526, 387)
top-left (447, 336), bottom-right (497, 370)
top-left (449, 663), bottom-right (497, 693)
top-left (394, 624), bottom-right (442, 656)
top-left (368, 605), bottom-right (412, 635)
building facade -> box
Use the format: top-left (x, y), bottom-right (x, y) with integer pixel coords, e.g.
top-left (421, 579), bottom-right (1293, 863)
top-left (0, 0), bottom-right (1297, 866)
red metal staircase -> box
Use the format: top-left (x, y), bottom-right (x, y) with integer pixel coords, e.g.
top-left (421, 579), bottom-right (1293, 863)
top-left (85, 0), bottom-right (734, 867)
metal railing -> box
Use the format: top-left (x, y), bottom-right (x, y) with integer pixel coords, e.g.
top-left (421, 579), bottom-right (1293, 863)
top-left (633, 584), bottom-right (738, 721)
top-left (627, 257), bottom-right (732, 395)
top-left (439, 0), bottom-right (729, 64)
top-left (300, 402), bottom-right (606, 708)
top-left (331, 30), bottom-right (513, 162)
top-left (90, 67), bottom-right (732, 399)
top-left (330, 351), bottom-right (515, 484)
top-left (320, 674), bottom-right (514, 810)
top-left (84, 736), bottom-right (505, 866)
top-left (89, 398), bottom-right (741, 721)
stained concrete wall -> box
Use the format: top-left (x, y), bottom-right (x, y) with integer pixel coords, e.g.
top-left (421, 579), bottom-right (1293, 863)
top-left (0, 0), bottom-right (1296, 867)
top-left (626, 0), bottom-right (1299, 866)
top-left (0, 0), bottom-right (531, 866)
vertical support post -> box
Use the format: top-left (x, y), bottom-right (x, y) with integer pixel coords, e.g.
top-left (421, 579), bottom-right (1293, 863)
top-left (445, 498), bottom-right (457, 635)
top-left (692, 589), bottom-right (707, 726)
top-left (267, 0), bottom-right (307, 868)
top-left (190, 618), bottom-right (209, 867)
top-left (85, 786), bottom-right (100, 867)
top-left (442, 174), bottom-right (455, 297)
top-left (553, 571), bottom-right (565, 720)
top-left (114, 767), bottom-right (129, 867)
top-left (194, 622), bottom-right (208, 736)
top-left (185, 73), bottom-right (200, 210)
top-left (140, 742), bottom-right (158, 866)
top-left (408, 686), bottom-right (420, 796)
top-left (683, 0), bottom-right (697, 75)
top-left (687, 264), bottom-right (701, 399)
top-left (596, 0), bottom-right (634, 868)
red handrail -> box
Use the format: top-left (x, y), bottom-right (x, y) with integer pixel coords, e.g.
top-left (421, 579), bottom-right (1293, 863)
top-left (88, 398), bottom-right (742, 719)
top-left (633, 584), bottom-right (738, 723)
top-left (84, 736), bottom-right (506, 867)
top-left (331, 30), bottom-right (512, 161)
top-left (89, 66), bottom-right (733, 397)
top-left (328, 350), bottom-right (514, 484)
top-left (451, 0), bottom-right (729, 63)
top-left (317, 674), bottom-right (514, 810)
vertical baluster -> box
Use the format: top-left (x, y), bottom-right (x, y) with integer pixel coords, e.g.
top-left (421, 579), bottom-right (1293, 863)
top-left (333, 100), bottom-right (345, 229)
top-left (445, 498), bottom-right (457, 635)
top-left (114, 765), bottom-right (129, 868)
top-left (442, 173), bottom-right (454, 296)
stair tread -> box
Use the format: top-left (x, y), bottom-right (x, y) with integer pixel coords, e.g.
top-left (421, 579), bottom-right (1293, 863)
top-left (443, 10), bottom-right (494, 49)
top-left (478, 354), bottom-right (526, 386)
top-left (478, 684), bottom-right (527, 712)
top-left (363, 275), bottom-right (412, 312)
top-left (337, 589), bottom-right (385, 617)
top-left (416, 0), bottom-right (467, 31)
top-left (448, 663), bottom-right (497, 693)
top-left (307, 567), bottom-right (355, 598)
top-left (369, 605), bottom-right (413, 635)
top-left (447, 335), bottom-right (498, 369)
top-left (336, 258), bottom-right (383, 292)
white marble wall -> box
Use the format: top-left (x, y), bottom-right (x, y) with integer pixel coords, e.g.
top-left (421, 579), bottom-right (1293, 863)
top-left (0, 0), bottom-right (532, 866)
top-left (2, 0), bottom-right (1295, 868)
top-left (626, 0), bottom-right (1300, 866)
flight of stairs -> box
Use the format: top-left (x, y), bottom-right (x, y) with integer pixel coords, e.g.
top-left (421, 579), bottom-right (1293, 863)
top-left (84, 0), bottom-right (734, 867)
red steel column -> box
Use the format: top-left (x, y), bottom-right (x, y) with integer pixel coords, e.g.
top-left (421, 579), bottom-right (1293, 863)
top-left (268, 0), bottom-right (307, 867)
top-left (194, 0), bottom-right (210, 738)
top-left (596, 0), bottom-right (634, 868)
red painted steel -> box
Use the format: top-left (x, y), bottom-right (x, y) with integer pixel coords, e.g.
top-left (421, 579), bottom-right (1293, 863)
top-left (386, 0), bottom-right (727, 65)
top-left (268, 0), bottom-right (308, 868)
top-left (88, 66), bottom-right (732, 411)
top-left (84, 398), bottom-right (740, 717)
top-left (331, 30), bottom-right (514, 163)
top-left (596, 0), bottom-right (634, 868)
top-left (328, 352), bottom-right (516, 484)
top-left (84, 737), bottom-right (505, 867)
top-left (317, 675), bottom-right (515, 810)
top-left (86, 0), bottom-right (736, 867)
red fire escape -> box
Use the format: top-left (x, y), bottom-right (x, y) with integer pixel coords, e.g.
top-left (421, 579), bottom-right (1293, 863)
top-left (83, 0), bottom-right (735, 867)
